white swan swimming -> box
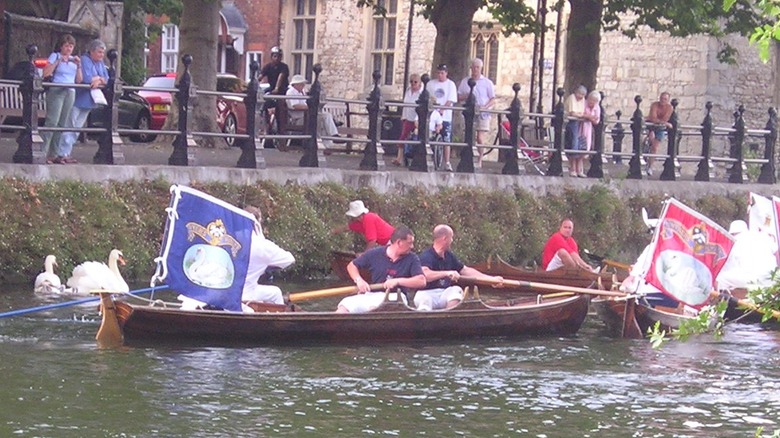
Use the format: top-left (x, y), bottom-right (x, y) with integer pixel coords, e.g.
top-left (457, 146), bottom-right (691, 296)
top-left (66, 249), bottom-right (130, 295)
top-left (34, 254), bottom-right (66, 294)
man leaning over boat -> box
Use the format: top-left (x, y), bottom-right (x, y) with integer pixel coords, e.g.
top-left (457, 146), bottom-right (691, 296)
top-left (541, 219), bottom-right (596, 272)
top-left (415, 224), bottom-right (504, 311)
top-left (337, 226), bottom-right (426, 313)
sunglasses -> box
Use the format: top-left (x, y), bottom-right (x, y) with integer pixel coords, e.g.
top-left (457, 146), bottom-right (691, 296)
top-left (410, 80), bottom-right (419, 84)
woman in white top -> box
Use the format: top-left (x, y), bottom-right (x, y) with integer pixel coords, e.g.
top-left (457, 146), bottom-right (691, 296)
top-left (393, 73), bottom-right (422, 166)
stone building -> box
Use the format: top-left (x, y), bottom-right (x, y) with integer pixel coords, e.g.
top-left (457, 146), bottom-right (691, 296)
top-left (142, 1), bottom-right (777, 141)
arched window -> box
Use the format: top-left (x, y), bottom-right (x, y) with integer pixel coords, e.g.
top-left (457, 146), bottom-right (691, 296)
top-left (471, 28), bottom-right (499, 84)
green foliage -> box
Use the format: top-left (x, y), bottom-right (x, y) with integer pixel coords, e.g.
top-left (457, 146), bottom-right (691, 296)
top-left (649, 301), bottom-right (728, 349)
top-left (0, 178), bottom-right (764, 289)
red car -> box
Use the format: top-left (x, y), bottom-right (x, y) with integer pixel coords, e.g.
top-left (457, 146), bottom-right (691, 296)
top-left (139, 73), bottom-right (265, 146)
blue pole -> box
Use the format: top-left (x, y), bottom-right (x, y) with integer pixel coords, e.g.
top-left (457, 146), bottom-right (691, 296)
top-left (0, 285), bottom-right (169, 319)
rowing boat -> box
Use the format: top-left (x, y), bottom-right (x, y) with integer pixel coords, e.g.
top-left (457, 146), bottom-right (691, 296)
top-left (470, 255), bottom-right (622, 290)
top-left (96, 289), bottom-right (591, 346)
top-left (591, 297), bottom-right (693, 339)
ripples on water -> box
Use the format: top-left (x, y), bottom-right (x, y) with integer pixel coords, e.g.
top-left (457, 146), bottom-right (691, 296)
top-left (1, 285), bottom-right (779, 437)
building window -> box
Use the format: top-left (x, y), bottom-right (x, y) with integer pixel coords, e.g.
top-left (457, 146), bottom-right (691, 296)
top-left (471, 31), bottom-right (499, 84)
top-left (245, 51), bottom-right (263, 82)
top-left (371, 0), bottom-right (397, 86)
top-left (292, 0), bottom-right (316, 81)
top-left (162, 23), bottom-right (179, 73)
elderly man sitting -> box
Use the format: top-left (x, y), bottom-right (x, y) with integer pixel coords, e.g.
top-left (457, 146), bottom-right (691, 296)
top-left (285, 74), bottom-right (340, 148)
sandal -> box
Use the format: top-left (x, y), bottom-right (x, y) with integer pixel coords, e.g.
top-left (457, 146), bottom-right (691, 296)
top-left (63, 157), bottom-right (79, 164)
top-left (52, 157), bottom-right (66, 164)
top-left (391, 159), bottom-right (402, 166)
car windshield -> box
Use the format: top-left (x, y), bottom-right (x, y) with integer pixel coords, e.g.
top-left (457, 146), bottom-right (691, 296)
top-left (144, 76), bottom-right (176, 88)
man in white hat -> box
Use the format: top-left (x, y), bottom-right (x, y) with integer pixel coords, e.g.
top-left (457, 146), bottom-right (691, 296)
top-left (285, 74), bottom-right (339, 148)
top-left (716, 219), bottom-right (778, 290)
top-left (332, 200), bottom-right (395, 253)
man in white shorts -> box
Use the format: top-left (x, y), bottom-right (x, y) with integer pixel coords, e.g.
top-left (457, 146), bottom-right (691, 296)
top-left (415, 224), bottom-right (504, 311)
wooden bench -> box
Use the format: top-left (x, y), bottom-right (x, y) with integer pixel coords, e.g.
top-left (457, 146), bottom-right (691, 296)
top-left (323, 101), bottom-right (368, 154)
top-left (0, 82), bottom-right (46, 127)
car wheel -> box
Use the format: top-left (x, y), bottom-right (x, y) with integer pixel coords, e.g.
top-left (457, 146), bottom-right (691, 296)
top-left (130, 112), bottom-right (156, 143)
top-left (223, 114), bottom-right (237, 147)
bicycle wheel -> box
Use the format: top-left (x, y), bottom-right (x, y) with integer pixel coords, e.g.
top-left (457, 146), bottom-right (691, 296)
top-left (431, 134), bottom-right (443, 170)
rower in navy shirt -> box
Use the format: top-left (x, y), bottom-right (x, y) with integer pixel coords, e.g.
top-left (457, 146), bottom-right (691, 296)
top-left (415, 224), bottom-right (504, 311)
top-left (337, 226), bottom-right (426, 313)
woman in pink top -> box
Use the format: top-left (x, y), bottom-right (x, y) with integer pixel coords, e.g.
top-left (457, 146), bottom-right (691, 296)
top-left (578, 91), bottom-right (602, 167)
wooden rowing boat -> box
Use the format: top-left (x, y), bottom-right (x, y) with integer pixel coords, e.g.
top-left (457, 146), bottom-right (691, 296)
top-left (591, 296), bottom-right (692, 339)
top-left (470, 255), bottom-right (622, 290)
top-left (593, 288), bottom-right (780, 339)
top-left (330, 250), bottom-right (370, 282)
top-left (96, 289), bottom-right (591, 346)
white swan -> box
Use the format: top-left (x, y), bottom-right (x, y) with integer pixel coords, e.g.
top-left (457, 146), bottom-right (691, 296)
top-left (66, 249), bottom-right (130, 295)
top-left (34, 255), bottom-right (65, 294)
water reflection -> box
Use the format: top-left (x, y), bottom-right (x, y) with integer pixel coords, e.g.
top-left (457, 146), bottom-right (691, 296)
top-left (0, 284), bottom-right (779, 436)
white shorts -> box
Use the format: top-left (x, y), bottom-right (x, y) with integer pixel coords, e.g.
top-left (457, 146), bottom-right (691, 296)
top-left (546, 253), bottom-right (564, 271)
top-left (413, 286), bottom-right (464, 311)
top-left (338, 291), bottom-right (408, 313)
top-left (475, 116), bottom-right (490, 131)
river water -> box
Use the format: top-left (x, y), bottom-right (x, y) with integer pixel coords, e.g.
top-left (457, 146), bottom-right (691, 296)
top-left (1, 282), bottom-right (779, 437)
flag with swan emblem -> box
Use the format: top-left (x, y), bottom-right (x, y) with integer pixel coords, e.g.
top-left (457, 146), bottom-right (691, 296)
top-left (151, 185), bottom-right (254, 311)
top-left (644, 198), bottom-right (734, 308)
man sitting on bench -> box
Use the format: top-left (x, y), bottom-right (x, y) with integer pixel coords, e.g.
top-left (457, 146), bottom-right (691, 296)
top-left (286, 74), bottom-right (339, 148)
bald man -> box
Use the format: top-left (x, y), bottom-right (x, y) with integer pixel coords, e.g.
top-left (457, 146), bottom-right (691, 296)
top-left (415, 224), bottom-right (503, 311)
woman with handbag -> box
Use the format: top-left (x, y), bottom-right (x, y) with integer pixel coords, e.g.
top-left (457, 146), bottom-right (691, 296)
top-left (59, 39), bottom-right (108, 164)
top-left (41, 33), bottom-right (82, 164)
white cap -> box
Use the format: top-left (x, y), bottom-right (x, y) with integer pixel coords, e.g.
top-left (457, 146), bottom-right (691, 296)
top-left (728, 220), bottom-right (748, 235)
top-left (346, 200), bottom-right (369, 218)
top-left (289, 74), bottom-right (307, 85)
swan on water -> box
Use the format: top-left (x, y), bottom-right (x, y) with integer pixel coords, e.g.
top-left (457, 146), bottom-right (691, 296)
top-left (66, 249), bottom-right (130, 295)
top-left (34, 255), bottom-right (66, 294)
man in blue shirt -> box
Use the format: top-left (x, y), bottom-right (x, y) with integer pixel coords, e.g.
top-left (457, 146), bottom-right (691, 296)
top-left (337, 226), bottom-right (426, 313)
top-left (415, 224), bottom-right (504, 311)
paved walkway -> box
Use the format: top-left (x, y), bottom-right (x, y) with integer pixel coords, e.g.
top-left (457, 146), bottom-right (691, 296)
top-left (0, 135), bottom-right (766, 199)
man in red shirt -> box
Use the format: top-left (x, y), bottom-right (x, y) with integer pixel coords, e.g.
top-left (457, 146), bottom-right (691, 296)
top-left (333, 200), bottom-right (395, 252)
top-left (541, 219), bottom-right (594, 272)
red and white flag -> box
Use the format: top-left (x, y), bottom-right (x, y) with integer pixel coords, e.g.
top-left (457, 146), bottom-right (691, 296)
top-left (644, 199), bottom-right (735, 308)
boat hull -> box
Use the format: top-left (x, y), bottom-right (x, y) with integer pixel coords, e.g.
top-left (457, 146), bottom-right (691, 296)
top-left (592, 297), bottom-right (691, 338)
top-left (108, 293), bottom-right (591, 346)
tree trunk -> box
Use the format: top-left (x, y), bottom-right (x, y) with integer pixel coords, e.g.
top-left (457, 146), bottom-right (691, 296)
top-left (164, 0), bottom-right (221, 148)
top-left (429, 0), bottom-right (481, 85)
top-left (563, 0), bottom-right (602, 94)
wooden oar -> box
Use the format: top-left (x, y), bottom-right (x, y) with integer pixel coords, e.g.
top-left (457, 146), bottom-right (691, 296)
top-left (458, 276), bottom-right (627, 298)
top-left (710, 290), bottom-right (780, 320)
top-left (0, 285), bottom-right (169, 319)
top-left (288, 283), bottom-right (385, 303)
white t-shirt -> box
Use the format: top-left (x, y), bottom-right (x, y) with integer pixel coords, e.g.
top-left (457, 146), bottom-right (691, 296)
top-left (242, 229), bottom-right (295, 303)
top-left (429, 110), bottom-right (443, 133)
top-left (402, 87), bottom-right (422, 122)
top-left (426, 78), bottom-right (457, 122)
top-left (458, 75), bottom-right (495, 120)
